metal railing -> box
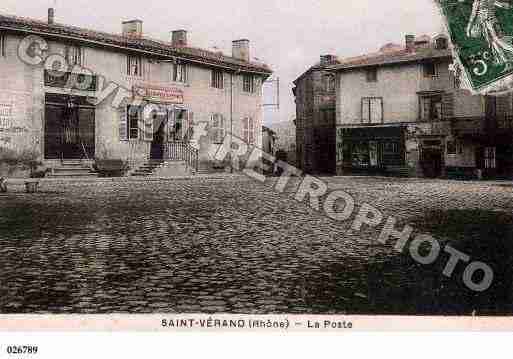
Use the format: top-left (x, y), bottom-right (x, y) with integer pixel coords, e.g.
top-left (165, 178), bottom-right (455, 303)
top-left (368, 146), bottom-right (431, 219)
top-left (164, 141), bottom-right (199, 173)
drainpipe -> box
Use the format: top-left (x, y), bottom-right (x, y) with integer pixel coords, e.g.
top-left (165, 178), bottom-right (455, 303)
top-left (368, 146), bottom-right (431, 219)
top-left (230, 72), bottom-right (234, 173)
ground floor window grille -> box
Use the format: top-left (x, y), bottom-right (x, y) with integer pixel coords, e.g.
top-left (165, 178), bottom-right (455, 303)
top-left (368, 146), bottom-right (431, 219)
top-left (485, 147), bottom-right (496, 169)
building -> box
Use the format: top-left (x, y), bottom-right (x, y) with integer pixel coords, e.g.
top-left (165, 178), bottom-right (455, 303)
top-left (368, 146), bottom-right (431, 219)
top-left (331, 34), bottom-right (513, 179)
top-left (293, 55), bottom-right (338, 174)
top-left (261, 125), bottom-right (277, 156)
top-left (269, 120), bottom-right (296, 167)
top-left (0, 9), bottom-right (272, 175)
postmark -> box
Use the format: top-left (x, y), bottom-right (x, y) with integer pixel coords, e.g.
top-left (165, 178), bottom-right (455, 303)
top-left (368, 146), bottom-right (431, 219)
top-left (436, 0), bottom-right (513, 94)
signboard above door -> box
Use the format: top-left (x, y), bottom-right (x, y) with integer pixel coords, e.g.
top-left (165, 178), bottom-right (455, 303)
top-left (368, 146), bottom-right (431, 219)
top-left (133, 84), bottom-right (184, 104)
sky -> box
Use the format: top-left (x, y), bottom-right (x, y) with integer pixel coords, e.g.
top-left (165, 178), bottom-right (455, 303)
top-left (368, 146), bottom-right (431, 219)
top-left (1, 0), bottom-right (444, 125)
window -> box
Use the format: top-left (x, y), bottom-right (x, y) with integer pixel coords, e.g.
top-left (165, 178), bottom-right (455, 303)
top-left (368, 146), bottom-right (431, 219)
top-left (127, 105), bottom-right (140, 139)
top-left (127, 55), bottom-right (143, 77)
top-left (321, 109), bottom-right (336, 124)
top-left (243, 117), bottom-right (255, 144)
top-left (66, 45), bottom-right (83, 66)
top-left (361, 97), bottom-right (383, 124)
top-left (447, 141), bottom-right (457, 155)
top-left (366, 68), bottom-right (378, 82)
top-left (211, 114), bottom-right (225, 144)
top-left (243, 74), bottom-right (255, 93)
top-left (420, 95), bottom-right (443, 121)
top-left (211, 70), bottom-right (224, 89)
top-left (435, 37), bottom-right (448, 50)
top-left (423, 62), bottom-right (438, 77)
top-left (173, 62), bottom-right (187, 83)
top-left (170, 109), bottom-right (187, 141)
top-left (323, 74), bottom-right (336, 92)
top-left (0, 34), bottom-right (5, 57)
top-left (485, 147), bottom-right (496, 169)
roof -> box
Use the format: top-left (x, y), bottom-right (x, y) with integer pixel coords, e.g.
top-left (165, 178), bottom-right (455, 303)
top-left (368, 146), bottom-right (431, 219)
top-left (0, 13), bottom-right (272, 75)
top-left (330, 46), bottom-right (451, 71)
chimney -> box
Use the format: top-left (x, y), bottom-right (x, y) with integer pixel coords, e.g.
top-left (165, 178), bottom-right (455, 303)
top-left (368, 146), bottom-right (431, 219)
top-left (122, 20), bottom-right (143, 38)
top-left (405, 34), bottom-right (416, 52)
top-left (171, 30), bottom-right (188, 47)
top-left (232, 39), bottom-right (250, 62)
top-left (320, 54), bottom-right (337, 66)
top-left (48, 8), bottom-right (55, 25)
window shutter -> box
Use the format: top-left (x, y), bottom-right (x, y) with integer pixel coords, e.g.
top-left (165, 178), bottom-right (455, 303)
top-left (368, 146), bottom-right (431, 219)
top-left (362, 99), bottom-right (370, 123)
top-left (442, 93), bottom-right (454, 119)
top-left (370, 98), bottom-right (383, 124)
top-left (118, 105), bottom-right (128, 141)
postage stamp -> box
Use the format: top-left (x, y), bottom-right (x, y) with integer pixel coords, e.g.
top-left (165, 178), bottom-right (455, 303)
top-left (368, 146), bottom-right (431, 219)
top-left (436, 0), bottom-right (513, 94)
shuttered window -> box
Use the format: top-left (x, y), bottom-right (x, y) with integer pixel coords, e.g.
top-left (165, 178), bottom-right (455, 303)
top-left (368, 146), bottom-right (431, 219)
top-left (243, 117), bottom-right (255, 144)
top-left (118, 105), bottom-right (128, 141)
top-left (127, 105), bottom-right (140, 139)
top-left (211, 114), bottom-right (225, 144)
top-left (420, 95), bottom-right (442, 121)
top-left (173, 63), bottom-right (187, 83)
top-left (361, 97), bottom-right (383, 124)
top-left (211, 70), bottom-right (224, 89)
top-left (243, 74), bottom-right (255, 93)
top-left (65, 45), bottom-right (83, 66)
top-left (127, 55), bottom-right (143, 77)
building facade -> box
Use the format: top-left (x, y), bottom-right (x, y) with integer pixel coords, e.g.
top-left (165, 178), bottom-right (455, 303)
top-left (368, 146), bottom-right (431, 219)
top-left (0, 11), bottom-right (271, 175)
top-left (293, 55), bottom-right (337, 174)
top-left (269, 120), bottom-right (296, 167)
top-left (333, 34), bottom-right (513, 179)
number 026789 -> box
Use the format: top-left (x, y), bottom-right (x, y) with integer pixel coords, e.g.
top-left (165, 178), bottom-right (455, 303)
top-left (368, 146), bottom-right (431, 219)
top-left (6, 346), bottom-right (38, 355)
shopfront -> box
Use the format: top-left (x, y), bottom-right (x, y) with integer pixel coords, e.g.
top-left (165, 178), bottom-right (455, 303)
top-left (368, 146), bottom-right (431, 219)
top-left (130, 84), bottom-right (189, 160)
top-left (338, 125), bottom-right (405, 174)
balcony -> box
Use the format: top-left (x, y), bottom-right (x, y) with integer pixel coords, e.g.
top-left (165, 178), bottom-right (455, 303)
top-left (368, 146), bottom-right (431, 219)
top-left (451, 116), bottom-right (513, 139)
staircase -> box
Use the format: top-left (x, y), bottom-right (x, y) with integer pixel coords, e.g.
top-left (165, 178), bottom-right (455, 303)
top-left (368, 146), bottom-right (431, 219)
top-left (47, 160), bottom-right (98, 178)
top-left (131, 160), bottom-right (192, 177)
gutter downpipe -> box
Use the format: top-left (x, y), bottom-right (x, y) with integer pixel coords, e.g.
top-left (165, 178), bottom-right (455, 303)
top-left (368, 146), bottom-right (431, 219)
top-left (230, 71), bottom-right (234, 173)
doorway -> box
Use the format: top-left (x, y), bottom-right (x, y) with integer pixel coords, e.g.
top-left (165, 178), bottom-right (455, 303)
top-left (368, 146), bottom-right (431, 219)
top-left (44, 94), bottom-right (95, 160)
top-left (421, 147), bottom-right (443, 178)
top-left (150, 109), bottom-right (168, 160)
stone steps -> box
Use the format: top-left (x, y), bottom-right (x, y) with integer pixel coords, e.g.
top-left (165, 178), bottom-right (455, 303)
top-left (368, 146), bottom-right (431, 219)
top-left (47, 161), bottom-right (98, 178)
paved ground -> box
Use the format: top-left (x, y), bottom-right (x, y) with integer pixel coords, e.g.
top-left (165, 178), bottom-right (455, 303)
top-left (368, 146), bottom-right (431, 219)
top-left (0, 176), bottom-right (511, 315)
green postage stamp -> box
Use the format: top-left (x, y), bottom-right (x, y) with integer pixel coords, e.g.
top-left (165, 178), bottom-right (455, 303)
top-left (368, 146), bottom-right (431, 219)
top-left (437, 0), bottom-right (513, 94)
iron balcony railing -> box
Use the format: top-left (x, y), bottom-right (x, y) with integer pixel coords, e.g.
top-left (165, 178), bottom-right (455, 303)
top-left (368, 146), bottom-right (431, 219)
top-left (164, 141), bottom-right (199, 173)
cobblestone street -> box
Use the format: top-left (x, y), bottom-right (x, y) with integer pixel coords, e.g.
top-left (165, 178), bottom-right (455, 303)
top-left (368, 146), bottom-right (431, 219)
top-left (0, 176), bottom-right (512, 315)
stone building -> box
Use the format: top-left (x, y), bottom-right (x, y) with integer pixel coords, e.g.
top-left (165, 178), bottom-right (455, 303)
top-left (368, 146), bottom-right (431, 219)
top-left (0, 10), bottom-right (271, 176)
top-left (331, 34), bottom-right (513, 179)
top-left (269, 120), bottom-right (296, 167)
top-left (293, 55), bottom-right (338, 174)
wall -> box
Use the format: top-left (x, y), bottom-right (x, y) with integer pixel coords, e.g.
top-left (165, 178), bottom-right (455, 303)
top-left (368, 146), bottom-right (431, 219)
top-left (0, 33), bottom-right (44, 161)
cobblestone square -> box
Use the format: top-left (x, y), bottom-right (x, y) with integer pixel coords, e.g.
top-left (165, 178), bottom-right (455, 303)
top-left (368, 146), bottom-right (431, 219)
top-left (0, 176), bottom-right (511, 315)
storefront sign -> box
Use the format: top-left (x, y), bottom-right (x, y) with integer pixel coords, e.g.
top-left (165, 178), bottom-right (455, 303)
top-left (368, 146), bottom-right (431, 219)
top-left (133, 84), bottom-right (184, 104)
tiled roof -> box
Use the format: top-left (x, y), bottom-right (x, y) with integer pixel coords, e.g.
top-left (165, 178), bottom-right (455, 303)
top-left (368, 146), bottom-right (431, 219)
top-left (0, 13), bottom-right (272, 75)
top-left (330, 46), bottom-right (452, 71)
